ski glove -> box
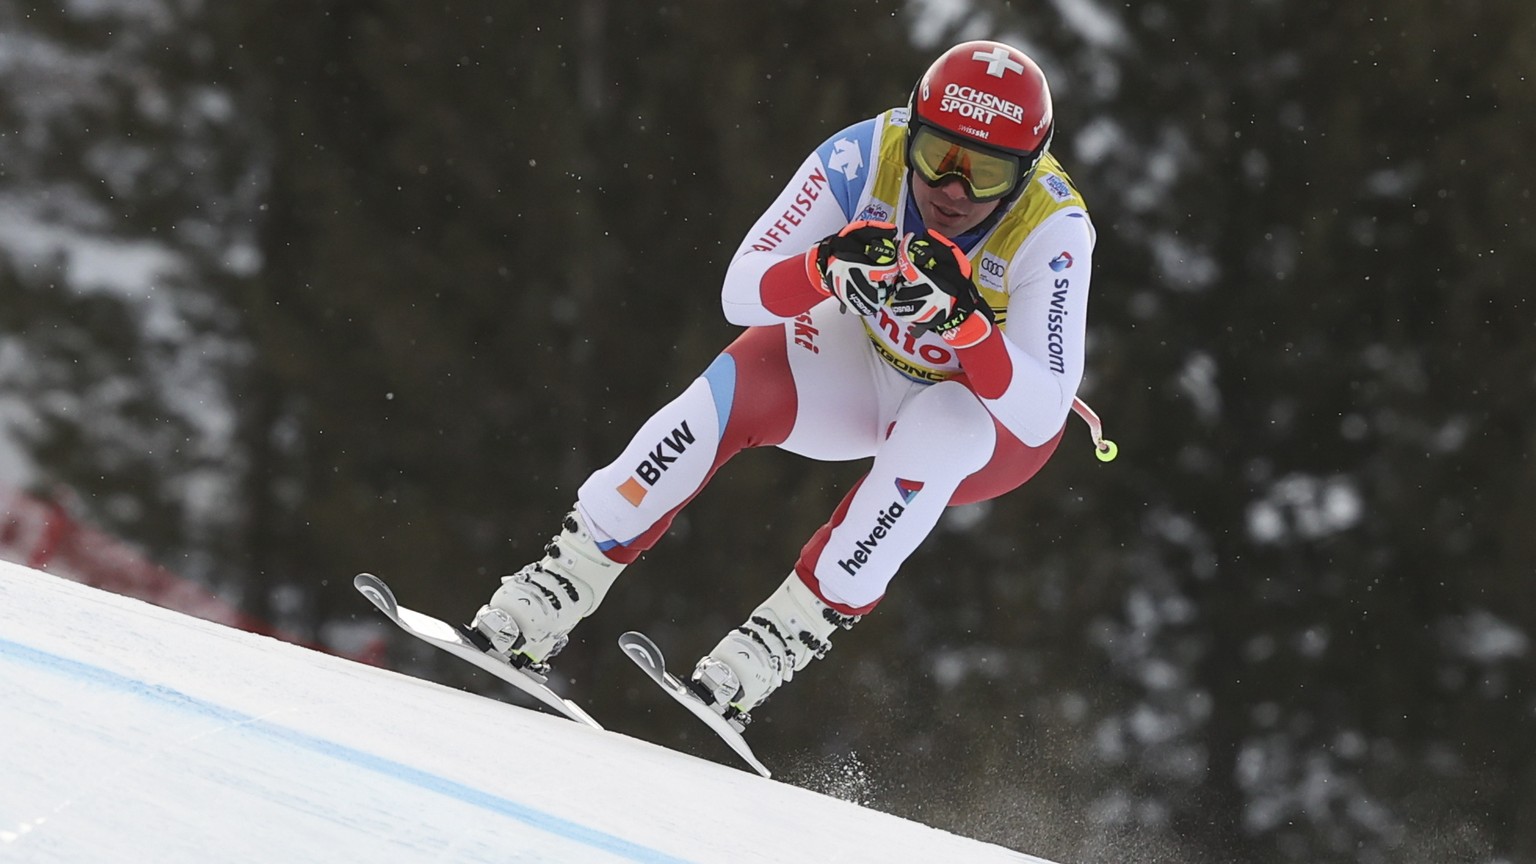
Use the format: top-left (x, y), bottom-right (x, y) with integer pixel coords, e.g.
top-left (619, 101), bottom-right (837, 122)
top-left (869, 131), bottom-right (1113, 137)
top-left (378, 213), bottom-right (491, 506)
top-left (805, 220), bottom-right (902, 316)
top-left (889, 230), bottom-right (995, 349)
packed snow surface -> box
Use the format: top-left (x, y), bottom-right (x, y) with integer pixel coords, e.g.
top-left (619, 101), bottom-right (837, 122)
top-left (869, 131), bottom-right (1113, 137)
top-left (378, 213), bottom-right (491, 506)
top-left (0, 561), bottom-right (1057, 863)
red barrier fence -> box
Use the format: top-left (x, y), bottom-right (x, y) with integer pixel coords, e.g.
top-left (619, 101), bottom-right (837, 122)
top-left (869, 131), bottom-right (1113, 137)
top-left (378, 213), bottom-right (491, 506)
top-left (0, 486), bottom-right (386, 666)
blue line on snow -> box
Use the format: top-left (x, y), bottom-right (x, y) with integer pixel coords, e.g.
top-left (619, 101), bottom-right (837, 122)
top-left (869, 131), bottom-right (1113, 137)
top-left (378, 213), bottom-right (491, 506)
top-left (0, 635), bottom-right (700, 864)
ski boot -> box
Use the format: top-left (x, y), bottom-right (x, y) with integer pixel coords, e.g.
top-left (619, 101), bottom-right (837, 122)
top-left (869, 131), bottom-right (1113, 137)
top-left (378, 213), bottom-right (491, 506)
top-left (687, 573), bottom-right (859, 728)
top-left (468, 508), bottom-right (625, 672)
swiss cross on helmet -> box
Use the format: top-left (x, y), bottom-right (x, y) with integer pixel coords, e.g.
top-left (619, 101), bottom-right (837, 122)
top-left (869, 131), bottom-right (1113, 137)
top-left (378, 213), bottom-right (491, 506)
top-left (907, 41), bottom-right (1054, 203)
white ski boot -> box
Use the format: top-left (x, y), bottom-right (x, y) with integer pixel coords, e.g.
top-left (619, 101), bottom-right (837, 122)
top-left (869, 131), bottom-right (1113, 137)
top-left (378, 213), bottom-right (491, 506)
top-left (468, 508), bottom-right (625, 670)
top-left (687, 573), bottom-right (859, 726)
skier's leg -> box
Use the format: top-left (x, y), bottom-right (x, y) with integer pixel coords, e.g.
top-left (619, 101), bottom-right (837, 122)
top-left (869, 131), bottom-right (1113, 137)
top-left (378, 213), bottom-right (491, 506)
top-left (469, 328), bottom-right (792, 665)
top-left (798, 383), bottom-right (1066, 612)
top-left (575, 305), bottom-right (882, 561)
top-left (472, 306), bottom-right (880, 666)
top-left (691, 377), bottom-right (1065, 716)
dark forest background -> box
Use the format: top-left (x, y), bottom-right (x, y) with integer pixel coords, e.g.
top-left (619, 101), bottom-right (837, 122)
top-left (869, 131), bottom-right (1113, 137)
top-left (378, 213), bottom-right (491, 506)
top-left (2, 1), bottom-right (1532, 861)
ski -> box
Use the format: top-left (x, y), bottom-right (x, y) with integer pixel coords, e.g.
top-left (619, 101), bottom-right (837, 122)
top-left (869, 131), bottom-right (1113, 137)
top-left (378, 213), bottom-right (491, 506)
top-left (354, 573), bottom-right (602, 729)
top-left (618, 630), bottom-right (771, 778)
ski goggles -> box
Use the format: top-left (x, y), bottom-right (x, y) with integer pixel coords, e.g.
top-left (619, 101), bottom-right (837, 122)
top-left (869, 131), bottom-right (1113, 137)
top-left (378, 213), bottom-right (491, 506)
top-left (906, 123), bottom-right (1028, 203)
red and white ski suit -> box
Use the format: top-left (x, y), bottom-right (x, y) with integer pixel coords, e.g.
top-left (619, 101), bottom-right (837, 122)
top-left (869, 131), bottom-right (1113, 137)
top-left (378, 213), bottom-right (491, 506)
top-left (575, 108), bottom-right (1095, 614)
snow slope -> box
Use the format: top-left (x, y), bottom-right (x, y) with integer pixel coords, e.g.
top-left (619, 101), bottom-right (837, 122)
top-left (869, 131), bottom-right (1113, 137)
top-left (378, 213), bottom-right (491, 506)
top-left (0, 561), bottom-right (1059, 864)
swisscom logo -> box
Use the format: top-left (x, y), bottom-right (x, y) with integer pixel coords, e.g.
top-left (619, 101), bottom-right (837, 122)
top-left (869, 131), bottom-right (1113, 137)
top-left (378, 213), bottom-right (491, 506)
top-left (1049, 251), bottom-right (1074, 271)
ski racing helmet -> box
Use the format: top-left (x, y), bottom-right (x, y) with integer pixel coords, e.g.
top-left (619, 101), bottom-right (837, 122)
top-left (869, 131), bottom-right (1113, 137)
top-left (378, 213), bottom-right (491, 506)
top-left (907, 40), bottom-right (1054, 203)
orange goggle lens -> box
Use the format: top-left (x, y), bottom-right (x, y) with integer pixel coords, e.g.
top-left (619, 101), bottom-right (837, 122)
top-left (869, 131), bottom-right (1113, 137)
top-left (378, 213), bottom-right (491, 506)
top-left (907, 125), bottom-right (1024, 202)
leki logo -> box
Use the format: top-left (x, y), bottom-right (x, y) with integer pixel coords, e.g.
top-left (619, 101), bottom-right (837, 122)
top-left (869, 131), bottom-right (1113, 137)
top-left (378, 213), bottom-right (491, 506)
top-left (1049, 251), bottom-right (1074, 271)
top-left (837, 480), bottom-right (923, 576)
top-left (616, 421), bottom-right (696, 506)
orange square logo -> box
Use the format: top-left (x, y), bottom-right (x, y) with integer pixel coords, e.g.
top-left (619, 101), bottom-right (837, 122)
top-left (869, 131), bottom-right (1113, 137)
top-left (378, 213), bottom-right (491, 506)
top-left (617, 477), bottom-right (648, 507)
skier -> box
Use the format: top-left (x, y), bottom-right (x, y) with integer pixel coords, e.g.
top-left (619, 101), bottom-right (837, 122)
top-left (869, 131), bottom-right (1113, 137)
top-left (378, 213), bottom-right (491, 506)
top-left (467, 40), bottom-right (1106, 726)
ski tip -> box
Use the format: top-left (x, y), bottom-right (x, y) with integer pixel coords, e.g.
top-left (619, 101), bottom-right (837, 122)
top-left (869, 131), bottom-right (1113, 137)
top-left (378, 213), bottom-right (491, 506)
top-left (620, 631), bottom-right (773, 779)
top-left (353, 573), bottom-right (397, 616)
top-left (618, 631), bottom-right (665, 673)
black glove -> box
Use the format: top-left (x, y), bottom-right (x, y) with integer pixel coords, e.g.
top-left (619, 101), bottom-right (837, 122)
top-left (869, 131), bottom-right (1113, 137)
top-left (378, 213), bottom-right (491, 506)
top-left (889, 230), bottom-right (995, 348)
top-left (807, 220), bottom-right (901, 316)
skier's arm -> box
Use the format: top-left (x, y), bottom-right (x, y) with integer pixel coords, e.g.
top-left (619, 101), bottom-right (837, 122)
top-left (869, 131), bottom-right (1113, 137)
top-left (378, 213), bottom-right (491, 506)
top-left (719, 151), bottom-right (856, 324)
top-left (720, 121), bottom-right (878, 325)
top-left (956, 211), bottom-right (1094, 446)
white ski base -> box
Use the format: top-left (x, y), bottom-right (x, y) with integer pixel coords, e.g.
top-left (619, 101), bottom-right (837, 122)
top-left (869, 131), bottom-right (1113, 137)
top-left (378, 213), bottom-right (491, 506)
top-left (354, 572), bottom-right (602, 728)
top-left (619, 630), bottom-right (771, 778)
